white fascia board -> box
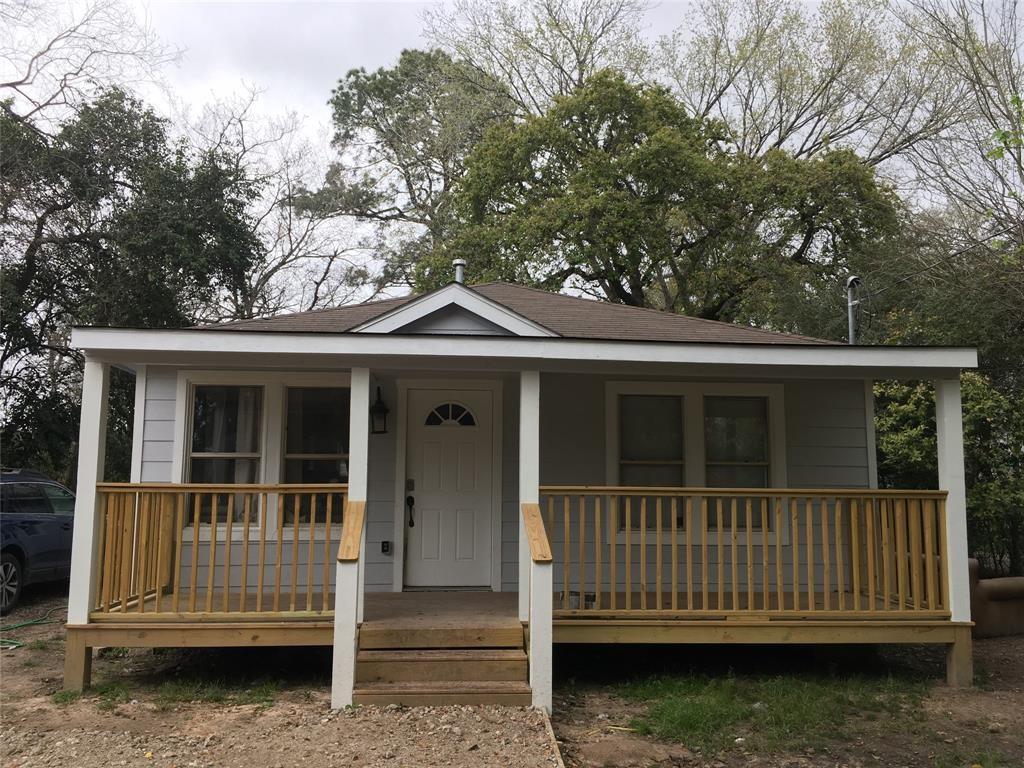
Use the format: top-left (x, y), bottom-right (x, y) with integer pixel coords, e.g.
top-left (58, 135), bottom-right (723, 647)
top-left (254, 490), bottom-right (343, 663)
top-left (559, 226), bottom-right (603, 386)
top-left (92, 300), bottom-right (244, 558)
top-left (71, 326), bottom-right (978, 371)
top-left (350, 283), bottom-right (557, 337)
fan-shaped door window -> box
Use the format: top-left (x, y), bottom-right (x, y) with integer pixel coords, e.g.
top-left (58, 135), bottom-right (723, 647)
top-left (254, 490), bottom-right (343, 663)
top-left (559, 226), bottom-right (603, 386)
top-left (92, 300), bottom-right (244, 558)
top-left (425, 402), bottom-right (476, 426)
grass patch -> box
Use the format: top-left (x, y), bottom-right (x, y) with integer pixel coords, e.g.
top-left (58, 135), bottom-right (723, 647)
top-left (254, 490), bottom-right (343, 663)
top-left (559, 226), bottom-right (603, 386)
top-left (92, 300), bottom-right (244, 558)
top-left (156, 678), bottom-right (279, 709)
top-left (26, 639), bottom-right (52, 651)
top-left (92, 681), bottom-right (132, 711)
top-left (620, 671), bottom-right (927, 755)
top-left (51, 690), bottom-right (81, 706)
top-left (97, 646), bottom-right (130, 659)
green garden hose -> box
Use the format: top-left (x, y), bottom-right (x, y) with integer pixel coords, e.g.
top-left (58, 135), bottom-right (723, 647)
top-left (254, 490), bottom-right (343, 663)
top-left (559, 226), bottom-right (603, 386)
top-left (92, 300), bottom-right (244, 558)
top-left (0, 606), bottom-right (65, 649)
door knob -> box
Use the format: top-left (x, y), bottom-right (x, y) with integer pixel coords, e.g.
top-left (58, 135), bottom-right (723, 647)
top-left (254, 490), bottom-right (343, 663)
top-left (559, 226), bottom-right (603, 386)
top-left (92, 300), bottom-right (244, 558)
top-left (406, 495), bottom-right (415, 527)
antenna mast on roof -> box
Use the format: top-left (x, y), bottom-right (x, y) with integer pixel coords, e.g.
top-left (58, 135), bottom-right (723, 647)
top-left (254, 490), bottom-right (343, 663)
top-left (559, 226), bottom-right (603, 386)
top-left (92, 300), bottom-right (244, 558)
top-left (846, 275), bottom-right (862, 345)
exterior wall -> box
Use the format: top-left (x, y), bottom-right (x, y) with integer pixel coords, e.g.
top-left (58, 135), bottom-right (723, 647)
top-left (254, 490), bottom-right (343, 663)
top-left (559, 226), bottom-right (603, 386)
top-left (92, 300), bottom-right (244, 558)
top-left (141, 366), bottom-right (177, 482)
top-left (132, 368), bottom-right (872, 596)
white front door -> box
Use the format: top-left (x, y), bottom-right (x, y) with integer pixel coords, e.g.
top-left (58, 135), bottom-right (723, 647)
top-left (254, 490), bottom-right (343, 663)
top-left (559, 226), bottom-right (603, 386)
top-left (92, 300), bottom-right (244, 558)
top-left (404, 388), bottom-right (494, 587)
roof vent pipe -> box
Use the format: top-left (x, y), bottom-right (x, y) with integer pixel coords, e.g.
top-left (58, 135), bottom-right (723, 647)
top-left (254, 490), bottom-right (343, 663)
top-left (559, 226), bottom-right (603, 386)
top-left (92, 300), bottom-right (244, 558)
top-left (846, 275), bottom-right (862, 345)
top-left (453, 258), bottom-right (467, 285)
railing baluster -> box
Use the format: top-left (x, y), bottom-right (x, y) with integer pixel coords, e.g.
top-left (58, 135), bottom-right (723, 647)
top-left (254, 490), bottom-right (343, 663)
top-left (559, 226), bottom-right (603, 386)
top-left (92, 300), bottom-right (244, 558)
top-left (790, 498), bottom-right (800, 611)
top-left (609, 495), bottom-right (617, 611)
top-left (594, 495), bottom-right (602, 610)
top-left (684, 496), bottom-right (693, 611)
top-left (851, 498), bottom-right (862, 610)
top-left (189, 494), bottom-right (201, 612)
top-left (307, 494), bottom-right (317, 611)
top-left (716, 498), bottom-right (724, 612)
top-left (639, 497), bottom-right (647, 610)
top-left (880, 498), bottom-right (892, 610)
top-left (821, 497), bottom-right (831, 611)
top-left (923, 497), bottom-right (937, 610)
top-left (563, 496), bottom-right (571, 609)
top-left (206, 493), bottom-right (217, 613)
top-left (624, 497), bottom-right (632, 611)
top-left (805, 498), bottom-right (815, 611)
top-left (835, 498), bottom-right (845, 611)
top-left (223, 494), bottom-right (234, 613)
top-left (171, 493), bottom-right (185, 613)
top-left (579, 494), bottom-right (586, 610)
top-left (257, 492), bottom-right (268, 612)
top-left (323, 493), bottom-right (334, 612)
top-left (745, 498), bottom-right (754, 610)
top-left (99, 493), bottom-right (113, 612)
top-left (895, 498), bottom-right (908, 608)
top-left (865, 497), bottom-right (876, 611)
top-left (909, 497), bottom-right (923, 610)
top-left (759, 497), bottom-right (768, 610)
top-left (774, 496), bottom-right (783, 612)
top-left (154, 494), bottom-right (166, 613)
top-left (670, 497), bottom-right (678, 611)
top-left (938, 497), bottom-right (950, 610)
top-left (240, 494), bottom-right (252, 613)
top-left (274, 494), bottom-right (284, 612)
top-left (655, 497), bottom-right (663, 610)
top-left (136, 493), bottom-right (151, 613)
top-left (290, 494), bottom-right (301, 612)
top-left (701, 498), bottom-right (709, 611)
top-left (730, 498), bottom-right (739, 611)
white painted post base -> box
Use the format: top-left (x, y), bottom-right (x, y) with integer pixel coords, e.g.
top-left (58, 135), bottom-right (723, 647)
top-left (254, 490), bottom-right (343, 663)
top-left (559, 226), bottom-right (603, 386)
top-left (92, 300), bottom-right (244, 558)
top-left (529, 560), bottom-right (553, 712)
top-left (935, 377), bottom-right (971, 624)
top-left (331, 560), bottom-right (360, 708)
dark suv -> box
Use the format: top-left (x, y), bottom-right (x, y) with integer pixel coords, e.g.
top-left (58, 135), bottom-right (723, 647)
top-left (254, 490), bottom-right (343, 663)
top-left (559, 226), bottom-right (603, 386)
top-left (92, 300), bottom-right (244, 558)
top-left (0, 470), bottom-right (76, 614)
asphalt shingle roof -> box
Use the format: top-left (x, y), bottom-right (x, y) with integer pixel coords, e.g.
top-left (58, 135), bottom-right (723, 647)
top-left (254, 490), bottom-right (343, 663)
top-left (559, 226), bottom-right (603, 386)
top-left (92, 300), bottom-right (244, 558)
top-left (202, 282), bottom-right (833, 346)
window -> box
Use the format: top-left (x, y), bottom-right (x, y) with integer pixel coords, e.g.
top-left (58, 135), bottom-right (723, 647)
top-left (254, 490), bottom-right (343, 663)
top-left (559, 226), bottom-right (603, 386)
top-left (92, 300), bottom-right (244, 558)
top-left (618, 394), bottom-right (686, 528)
top-left (283, 387), bottom-right (350, 523)
top-left (618, 395), bottom-right (684, 486)
top-left (188, 385), bottom-right (263, 522)
top-left (704, 396), bottom-right (770, 530)
top-left (0, 484), bottom-right (52, 515)
top-left (425, 402), bottom-right (476, 426)
top-left (41, 484), bottom-right (75, 514)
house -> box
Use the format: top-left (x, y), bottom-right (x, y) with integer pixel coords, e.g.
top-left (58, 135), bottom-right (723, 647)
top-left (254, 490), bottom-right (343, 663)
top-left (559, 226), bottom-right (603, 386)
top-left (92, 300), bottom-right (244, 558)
top-left (63, 274), bottom-right (977, 712)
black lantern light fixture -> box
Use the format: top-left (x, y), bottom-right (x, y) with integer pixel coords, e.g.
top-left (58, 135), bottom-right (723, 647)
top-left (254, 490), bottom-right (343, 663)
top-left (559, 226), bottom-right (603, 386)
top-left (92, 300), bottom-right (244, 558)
top-left (369, 386), bottom-right (390, 434)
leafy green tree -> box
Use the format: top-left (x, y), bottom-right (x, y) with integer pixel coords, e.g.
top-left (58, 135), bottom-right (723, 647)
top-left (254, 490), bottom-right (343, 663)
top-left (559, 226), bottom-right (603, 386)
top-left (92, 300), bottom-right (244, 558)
top-left (1, 88), bottom-right (262, 482)
top-left (299, 49), bottom-right (515, 289)
top-left (436, 71), bottom-right (899, 330)
top-left (875, 374), bottom-right (1024, 576)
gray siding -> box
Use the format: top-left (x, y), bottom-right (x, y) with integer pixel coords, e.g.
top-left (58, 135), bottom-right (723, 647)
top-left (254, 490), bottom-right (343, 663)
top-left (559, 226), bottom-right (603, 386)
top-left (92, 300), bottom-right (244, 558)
top-left (141, 366), bottom-right (177, 482)
top-left (132, 368), bottom-right (873, 596)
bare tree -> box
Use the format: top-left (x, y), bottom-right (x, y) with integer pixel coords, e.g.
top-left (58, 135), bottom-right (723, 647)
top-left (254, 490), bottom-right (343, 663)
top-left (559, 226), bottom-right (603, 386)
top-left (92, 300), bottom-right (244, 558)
top-left (903, 0), bottom-right (1022, 236)
top-left (0, 0), bottom-right (176, 125)
top-left (657, 0), bottom-right (966, 165)
top-left (182, 89), bottom-right (377, 322)
top-left (423, 0), bottom-right (651, 115)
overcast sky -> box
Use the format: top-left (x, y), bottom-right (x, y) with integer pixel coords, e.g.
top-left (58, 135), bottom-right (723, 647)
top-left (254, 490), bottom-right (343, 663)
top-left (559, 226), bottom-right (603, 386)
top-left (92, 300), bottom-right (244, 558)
top-left (140, 1), bottom-right (688, 132)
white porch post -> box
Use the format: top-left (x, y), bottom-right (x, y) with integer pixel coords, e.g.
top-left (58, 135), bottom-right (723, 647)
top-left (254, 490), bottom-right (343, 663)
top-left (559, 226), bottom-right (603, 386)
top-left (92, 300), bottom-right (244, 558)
top-left (332, 367), bottom-right (370, 708)
top-left (64, 360), bottom-right (110, 690)
top-left (519, 370), bottom-right (551, 711)
top-left (935, 378), bottom-right (971, 622)
top-left (67, 360), bottom-right (110, 625)
top-left (934, 376), bottom-right (973, 686)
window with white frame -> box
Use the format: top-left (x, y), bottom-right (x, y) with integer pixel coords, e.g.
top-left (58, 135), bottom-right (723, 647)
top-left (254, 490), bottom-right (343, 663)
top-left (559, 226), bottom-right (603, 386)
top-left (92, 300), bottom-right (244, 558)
top-left (609, 384), bottom-right (782, 533)
top-left (188, 385), bottom-right (263, 523)
top-left (704, 395), bottom-right (770, 530)
top-left (283, 387), bottom-right (350, 523)
top-left (617, 394), bottom-right (686, 527)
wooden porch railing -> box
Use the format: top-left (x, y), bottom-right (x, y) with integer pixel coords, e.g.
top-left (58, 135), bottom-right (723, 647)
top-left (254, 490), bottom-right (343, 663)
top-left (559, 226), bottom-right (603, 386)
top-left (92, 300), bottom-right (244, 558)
top-left (92, 483), bottom-right (347, 618)
top-left (539, 486), bottom-right (950, 619)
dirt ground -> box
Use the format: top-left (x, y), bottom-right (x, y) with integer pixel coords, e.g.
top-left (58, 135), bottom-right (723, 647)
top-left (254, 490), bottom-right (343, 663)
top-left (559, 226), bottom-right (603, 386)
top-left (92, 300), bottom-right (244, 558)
top-left (0, 584), bottom-right (559, 768)
top-left (550, 640), bottom-right (1024, 768)
top-left (2, 583), bottom-right (1021, 768)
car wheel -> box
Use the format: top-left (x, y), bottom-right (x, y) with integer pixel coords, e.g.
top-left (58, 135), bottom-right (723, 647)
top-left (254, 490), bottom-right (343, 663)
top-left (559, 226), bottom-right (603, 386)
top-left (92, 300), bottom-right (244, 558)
top-left (1, 552), bottom-right (22, 616)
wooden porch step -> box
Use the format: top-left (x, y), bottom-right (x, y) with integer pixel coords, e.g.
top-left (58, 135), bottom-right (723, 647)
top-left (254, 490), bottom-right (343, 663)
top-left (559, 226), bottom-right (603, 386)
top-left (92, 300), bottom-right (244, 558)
top-left (352, 680), bottom-right (532, 706)
top-left (356, 648), bottom-right (527, 683)
top-left (358, 625), bottom-right (525, 650)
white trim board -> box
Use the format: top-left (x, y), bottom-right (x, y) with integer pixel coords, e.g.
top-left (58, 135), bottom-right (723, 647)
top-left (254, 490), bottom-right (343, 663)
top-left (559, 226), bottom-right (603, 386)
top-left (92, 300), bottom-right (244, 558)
top-left (352, 283), bottom-right (556, 337)
top-left (72, 327), bottom-right (977, 373)
top-left (391, 378), bottom-right (504, 593)
top-left (129, 365), bottom-right (147, 482)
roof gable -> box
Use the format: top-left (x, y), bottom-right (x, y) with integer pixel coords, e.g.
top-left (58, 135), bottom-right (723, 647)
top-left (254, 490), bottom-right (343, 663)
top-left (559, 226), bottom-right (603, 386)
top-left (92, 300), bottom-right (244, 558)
top-left (350, 283), bottom-right (557, 337)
